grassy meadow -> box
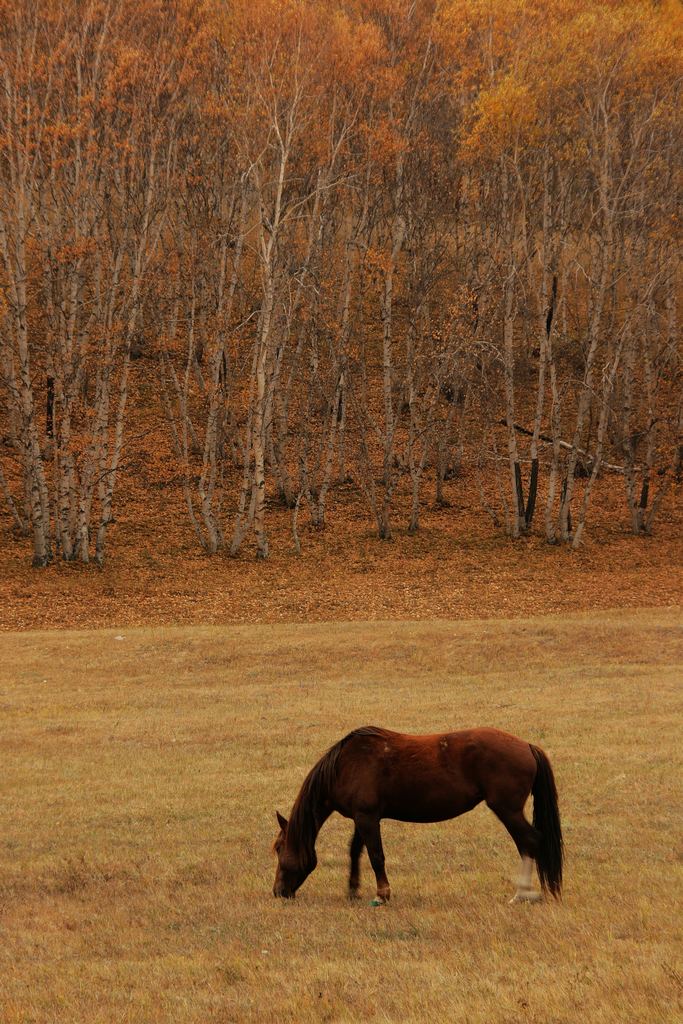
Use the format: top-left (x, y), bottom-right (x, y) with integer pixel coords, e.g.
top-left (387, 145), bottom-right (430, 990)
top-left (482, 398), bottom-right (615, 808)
top-left (0, 609), bottom-right (681, 1023)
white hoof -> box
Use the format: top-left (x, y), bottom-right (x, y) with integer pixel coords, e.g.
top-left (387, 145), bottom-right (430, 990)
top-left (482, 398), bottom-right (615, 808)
top-left (509, 890), bottom-right (543, 904)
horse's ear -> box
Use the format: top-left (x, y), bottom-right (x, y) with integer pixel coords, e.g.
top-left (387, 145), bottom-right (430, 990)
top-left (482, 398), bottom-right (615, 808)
top-left (276, 811), bottom-right (288, 831)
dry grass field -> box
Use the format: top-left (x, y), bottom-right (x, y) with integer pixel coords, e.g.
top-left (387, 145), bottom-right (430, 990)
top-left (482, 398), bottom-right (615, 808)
top-left (1, 609), bottom-right (681, 1023)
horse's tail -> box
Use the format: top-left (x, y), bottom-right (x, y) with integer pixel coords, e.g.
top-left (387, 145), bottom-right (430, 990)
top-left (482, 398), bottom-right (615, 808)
top-left (530, 744), bottom-right (564, 899)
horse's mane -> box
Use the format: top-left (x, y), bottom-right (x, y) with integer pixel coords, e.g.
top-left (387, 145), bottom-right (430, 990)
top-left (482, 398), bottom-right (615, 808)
top-left (287, 727), bottom-right (386, 867)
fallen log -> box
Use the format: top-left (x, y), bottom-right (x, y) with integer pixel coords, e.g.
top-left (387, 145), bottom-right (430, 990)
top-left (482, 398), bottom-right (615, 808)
top-left (497, 419), bottom-right (631, 475)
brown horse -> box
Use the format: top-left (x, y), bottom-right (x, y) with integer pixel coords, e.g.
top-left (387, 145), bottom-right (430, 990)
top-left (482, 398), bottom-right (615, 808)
top-left (273, 726), bottom-right (563, 904)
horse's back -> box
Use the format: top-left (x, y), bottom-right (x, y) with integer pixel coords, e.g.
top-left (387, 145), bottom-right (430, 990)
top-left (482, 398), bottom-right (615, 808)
top-left (449, 726), bottom-right (536, 761)
top-left (332, 726), bottom-right (537, 822)
top-left (361, 726), bottom-right (536, 770)
top-left (451, 727), bottom-right (537, 808)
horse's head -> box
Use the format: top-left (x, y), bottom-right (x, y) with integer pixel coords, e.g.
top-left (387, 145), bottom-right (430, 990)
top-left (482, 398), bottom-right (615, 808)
top-left (272, 811), bottom-right (316, 898)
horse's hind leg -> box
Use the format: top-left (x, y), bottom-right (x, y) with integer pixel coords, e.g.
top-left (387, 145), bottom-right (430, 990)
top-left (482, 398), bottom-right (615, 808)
top-left (489, 806), bottom-right (542, 904)
top-left (354, 813), bottom-right (391, 904)
top-left (511, 853), bottom-right (541, 904)
top-left (348, 827), bottom-right (364, 899)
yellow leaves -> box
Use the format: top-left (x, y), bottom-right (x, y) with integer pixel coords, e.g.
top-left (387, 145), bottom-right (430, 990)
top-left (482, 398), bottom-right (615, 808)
top-left (436, 0), bottom-right (531, 82)
top-left (324, 10), bottom-right (384, 87)
top-left (201, 95), bottom-right (228, 124)
top-left (363, 246), bottom-right (393, 277)
top-left (443, 0), bottom-right (683, 165)
top-left (45, 118), bottom-right (88, 149)
top-left (549, 2), bottom-right (680, 102)
top-left (365, 115), bottom-right (409, 166)
top-left (102, 46), bottom-right (171, 123)
top-left (50, 239), bottom-right (97, 266)
top-left (463, 78), bottom-right (538, 161)
top-left (107, 44), bottom-right (148, 92)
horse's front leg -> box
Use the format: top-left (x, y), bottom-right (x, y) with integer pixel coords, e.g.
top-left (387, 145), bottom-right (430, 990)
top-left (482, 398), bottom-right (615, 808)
top-left (355, 813), bottom-right (391, 904)
top-left (348, 827), bottom-right (364, 899)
